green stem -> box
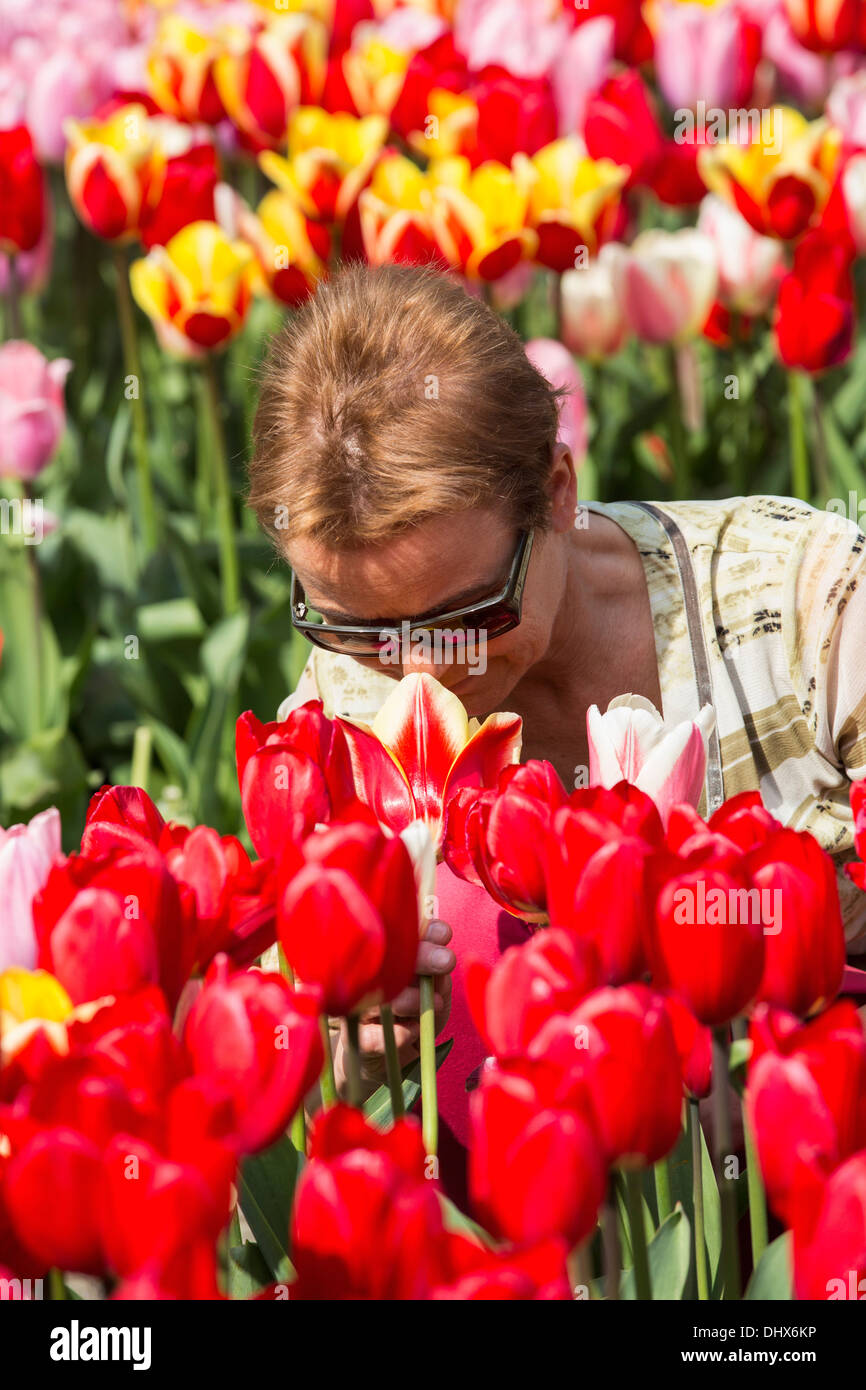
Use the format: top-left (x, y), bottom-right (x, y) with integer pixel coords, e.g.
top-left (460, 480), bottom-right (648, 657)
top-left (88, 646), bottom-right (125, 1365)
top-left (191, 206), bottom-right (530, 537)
top-left (732, 1018), bottom-right (768, 1269)
top-left (345, 1013), bottom-right (362, 1109)
top-left (788, 368), bottom-right (810, 502)
top-left (689, 1097), bottom-right (709, 1301)
top-left (202, 357), bottom-right (240, 615)
top-left (654, 1155), bottom-right (672, 1225)
top-left (277, 949), bottom-right (307, 1152)
top-left (318, 1015), bottom-right (337, 1108)
top-left (49, 1267), bottom-right (66, 1300)
top-left (624, 1168), bottom-right (652, 1300)
top-left (601, 1200), bottom-right (620, 1300)
top-left (379, 1002), bottom-right (404, 1119)
top-left (668, 344), bottom-right (691, 499)
top-left (419, 973), bottom-right (438, 1159)
top-left (113, 245), bottom-right (157, 555)
top-left (130, 724), bottom-right (152, 794)
top-left (4, 253), bottom-right (22, 338)
top-left (713, 1028), bottom-right (741, 1299)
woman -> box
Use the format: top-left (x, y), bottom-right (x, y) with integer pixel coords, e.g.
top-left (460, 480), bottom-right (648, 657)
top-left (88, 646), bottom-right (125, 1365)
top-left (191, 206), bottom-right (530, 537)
top-left (249, 262), bottom-right (866, 1204)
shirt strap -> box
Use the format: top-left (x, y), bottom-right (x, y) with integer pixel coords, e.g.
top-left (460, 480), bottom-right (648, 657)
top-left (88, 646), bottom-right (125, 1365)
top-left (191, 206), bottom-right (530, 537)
top-left (630, 501), bottom-right (725, 816)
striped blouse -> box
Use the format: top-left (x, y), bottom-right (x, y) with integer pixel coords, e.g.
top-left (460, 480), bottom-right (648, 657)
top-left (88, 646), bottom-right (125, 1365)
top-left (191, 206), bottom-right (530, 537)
top-left (279, 494), bottom-right (866, 954)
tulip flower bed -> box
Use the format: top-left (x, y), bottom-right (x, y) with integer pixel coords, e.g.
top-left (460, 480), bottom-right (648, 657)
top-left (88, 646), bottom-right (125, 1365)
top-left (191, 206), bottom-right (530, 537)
top-left (3, 0), bottom-right (866, 1311)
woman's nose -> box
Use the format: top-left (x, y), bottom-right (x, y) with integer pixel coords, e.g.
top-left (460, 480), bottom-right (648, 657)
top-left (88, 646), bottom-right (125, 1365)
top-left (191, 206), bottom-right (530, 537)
top-left (400, 634), bottom-right (457, 683)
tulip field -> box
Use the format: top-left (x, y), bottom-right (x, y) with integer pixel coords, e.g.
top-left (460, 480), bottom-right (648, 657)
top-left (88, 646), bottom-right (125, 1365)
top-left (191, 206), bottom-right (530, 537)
top-left (4, 0), bottom-right (866, 1332)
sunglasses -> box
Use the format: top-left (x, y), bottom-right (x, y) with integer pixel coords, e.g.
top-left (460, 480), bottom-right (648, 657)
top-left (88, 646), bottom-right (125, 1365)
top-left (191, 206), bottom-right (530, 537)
top-left (290, 529), bottom-right (534, 658)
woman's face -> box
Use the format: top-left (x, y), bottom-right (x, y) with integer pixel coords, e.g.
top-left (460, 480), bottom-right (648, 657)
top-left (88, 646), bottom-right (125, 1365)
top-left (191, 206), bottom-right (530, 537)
top-left (284, 448), bottom-right (578, 718)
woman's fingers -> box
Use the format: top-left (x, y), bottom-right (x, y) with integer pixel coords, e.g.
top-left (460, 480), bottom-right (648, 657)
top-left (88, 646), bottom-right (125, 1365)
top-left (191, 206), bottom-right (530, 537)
top-left (416, 918), bottom-right (456, 977)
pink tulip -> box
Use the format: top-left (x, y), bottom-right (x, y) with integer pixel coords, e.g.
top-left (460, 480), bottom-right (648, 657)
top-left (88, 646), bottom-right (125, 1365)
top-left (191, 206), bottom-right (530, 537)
top-left (586, 694), bottom-right (716, 826)
top-left (0, 807), bottom-right (61, 970)
top-left (552, 18), bottom-right (615, 137)
top-left (454, 0), bottom-right (572, 80)
top-left (0, 341), bottom-right (71, 479)
top-left (605, 229), bottom-right (718, 344)
top-left (524, 339), bottom-right (588, 462)
top-left (697, 195), bottom-right (784, 314)
top-left (25, 49), bottom-right (103, 163)
top-left (560, 247), bottom-right (629, 359)
top-left (840, 154), bottom-right (866, 253)
top-left (654, 1), bottom-right (761, 112)
top-left (827, 72), bottom-right (866, 153)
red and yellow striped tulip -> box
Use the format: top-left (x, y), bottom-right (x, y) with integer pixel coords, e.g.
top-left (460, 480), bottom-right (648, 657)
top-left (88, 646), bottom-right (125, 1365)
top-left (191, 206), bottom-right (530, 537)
top-left (64, 103), bottom-right (153, 243)
top-left (259, 106), bottom-right (388, 222)
top-left (341, 27), bottom-right (415, 117)
top-left (147, 15), bottom-right (227, 125)
top-left (214, 13), bottom-right (328, 151)
top-left (698, 108), bottom-right (839, 240)
top-left (130, 220), bottom-right (255, 358)
top-left (358, 152), bottom-right (448, 267)
top-left (514, 137), bottom-right (627, 273)
top-left (429, 156), bottom-right (538, 281)
top-left (407, 87), bottom-right (479, 162)
top-left (238, 189), bottom-right (330, 306)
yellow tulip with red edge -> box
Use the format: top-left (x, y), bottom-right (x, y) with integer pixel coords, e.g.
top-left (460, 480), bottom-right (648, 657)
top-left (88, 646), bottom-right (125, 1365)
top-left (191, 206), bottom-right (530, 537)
top-left (260, 106), bottom-right (388, 222)
top-left (358, 152), bottom-right (449, 267)
top-left (238, 189), bottom-right (330, 305)
top-left (147, 14), bottom-right (227, 125)
top-left (514, 138), bottom-right (628, 273)
top-left (407, 87), bottom-right (479, 162)
top-left (0, 966), bottom-right (73, 1071)
top-left (698, 108), bottom-right (838, 240)
top-left (341, 28), bottom-right (413, 117)
top-left (429, 156), bottom-right (538, 282)
top-left (64, 103), bottom-right (153, 243)
top-left (214, 13), bottom-right (328, 151)
top-left (130, 220), bottom-right (255, 358)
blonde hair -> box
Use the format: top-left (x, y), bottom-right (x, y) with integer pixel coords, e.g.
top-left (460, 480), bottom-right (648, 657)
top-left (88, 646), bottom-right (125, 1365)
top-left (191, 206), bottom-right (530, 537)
top-left (249, 263), bottom-right (561, 548)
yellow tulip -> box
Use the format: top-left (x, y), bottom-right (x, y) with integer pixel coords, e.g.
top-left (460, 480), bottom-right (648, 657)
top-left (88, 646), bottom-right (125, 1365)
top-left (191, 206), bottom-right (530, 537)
top-left (130, 220), bottom-right (255, 358)
top-left (358, 152), bottom-right (448, 267)
top-left (147, 14), bottom-right (227, 125)
top-left (214, 13), bottom-right (328, 151)
top-left (408, 88), bottom-right (479, 162)
top-left (239, 189), bottom-right (330, 305)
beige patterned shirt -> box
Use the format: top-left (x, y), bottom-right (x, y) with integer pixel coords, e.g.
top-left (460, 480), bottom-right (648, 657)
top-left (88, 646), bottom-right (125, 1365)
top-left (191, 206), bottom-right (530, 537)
top-left (280, 495), bottom-right (866, 953)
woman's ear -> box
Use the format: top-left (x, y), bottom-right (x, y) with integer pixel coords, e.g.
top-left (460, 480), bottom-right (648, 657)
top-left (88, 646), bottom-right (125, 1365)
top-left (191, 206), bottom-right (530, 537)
top-left (548, 442), bottom-right (580, 534)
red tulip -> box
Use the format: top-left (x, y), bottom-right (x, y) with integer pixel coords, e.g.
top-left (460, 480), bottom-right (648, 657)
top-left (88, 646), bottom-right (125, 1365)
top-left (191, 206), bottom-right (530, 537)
top-left (98, 1134), bottom-right (230, 1279)
top-left (472, 71), bottom-right (558, 166)
top-left (774, 227), bottom-right (856, 373)
top-left (546, 783), bottom-right (663, 984)
top-left (533, 983), bottom-right (684, 1166)
top-left (564, 0), bottom-right (652, 65)
top-left (443, 759), bottom-right (569, 920)
top-left (182, 953), bottom-right (323, 1154)
top-left (790, 1154), bottom-right (866, 1301)
top-left (430, 1233), bottom-right (571, 1300)
top-left (389, 32), bottom-right (469, 141)
top-left (236, 703), bottom-right (358, 858)
top-left (784, 0), bottom-right (866, 53)
top-left (465, 927), bottom-right (601, 1059)
top-left (584, 72), bottom-right (665, 191)
top-left (0, 125), bottom-right (45, 255)
top-left (5, 1128), bottom-right (104, 1274)
top-left (747, 1000), bottom-right (866, 1225)
top-left (847, 779), bottom-right (866, 891)
top-left (138, 132), bottom-right (219, 249)
top-left (278, 821), bottom-right (420, 1014)
top-left (648, 833), bottom-right (767, 1026)
top-left (82, 784), bottom-right (167, 854)
top-left (750, 827), bottom-right (845, 1016)
top-left (661, 992), bottom-right (713, 1100)
top-left (469, 1065), bottom-right (606, 1246)
top-left (290, 1106), bottom-right (445, 1299)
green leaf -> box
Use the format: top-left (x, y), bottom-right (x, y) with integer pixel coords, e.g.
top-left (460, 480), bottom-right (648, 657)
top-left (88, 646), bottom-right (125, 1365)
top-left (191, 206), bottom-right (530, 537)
top-left (137, 597), bottom-right (205, 643)
top-left (227, 1242), bottom-right (276, 1300)
top-left (664, 1114), bottom-right (724, 1299)
top-left (438, 1194), bottom-right (494, 1247)
top-left (363, 1038), bottom-right (454, 1130)
top-left (619, 1205), bottom-right (692, 1301)
top-left (238, 1133), bottom-right (302, 1286)
top-left (743, 1232), bottom-right (793, 1301)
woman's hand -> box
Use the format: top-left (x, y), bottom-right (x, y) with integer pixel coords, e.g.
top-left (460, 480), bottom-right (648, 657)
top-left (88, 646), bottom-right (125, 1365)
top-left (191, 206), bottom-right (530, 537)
top-left (332, 919), bottom-right (456, 1097)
